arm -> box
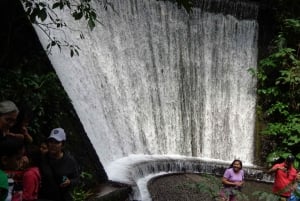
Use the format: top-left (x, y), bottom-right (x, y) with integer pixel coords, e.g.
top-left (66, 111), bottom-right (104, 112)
top-left (268, 164), bottom-right (286, 174)
top-left (60, 153), bottom-right (81, 188)
top-left (222, 177), bottom-right (236, 186)
top-left (222, 177), bottom-right (244, 187)
top-left (6, 132), bottom-right (25, 140)
top-left (20, 126), bottom-right (33, 143)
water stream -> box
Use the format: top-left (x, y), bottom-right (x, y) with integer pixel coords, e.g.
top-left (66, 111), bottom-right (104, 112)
top-left (31, 0), bottom-right (259, 199)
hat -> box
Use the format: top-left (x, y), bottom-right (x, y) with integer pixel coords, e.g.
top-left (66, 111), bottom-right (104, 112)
top-left (0, 100), bottom-right (19, 114)
top-left (48, 128), bottom-right (66, 142)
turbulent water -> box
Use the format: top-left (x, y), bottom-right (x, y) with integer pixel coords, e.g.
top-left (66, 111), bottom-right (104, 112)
top-left (32, 0), bottom-right (258, 177)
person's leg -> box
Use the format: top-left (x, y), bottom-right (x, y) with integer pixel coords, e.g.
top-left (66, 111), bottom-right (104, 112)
top-left (219, 188), bottom-right (230, 201)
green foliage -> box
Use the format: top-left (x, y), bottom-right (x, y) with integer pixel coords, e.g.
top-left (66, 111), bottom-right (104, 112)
top-left (71, 171), bottom-right (95, 201)
top-left (253, 180), bottom-right (297, 200)
top-left (252, 191), bottom-right (280, 201)
top-left (0, 69), bottom-right (72, 142)
top-left (20, 0), bottom-right (112, 56)
top-left (187, 174), bottom-right (249, 201)
top-left (192, 174), bottom-right (223, 200)
top-left (294, 187), bottom-right (300, 198)
top-left (186, 174), bottom-right (277, 201)
top-left (254, 1), bottom-right (300, 169)
top-left (20, 0), bottom-right (194, 56)
top-left (71, 187), bottom-right (93, 201)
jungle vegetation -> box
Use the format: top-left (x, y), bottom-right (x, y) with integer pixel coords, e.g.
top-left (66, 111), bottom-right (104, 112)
top-left (0, 0), bottom-right (299, 196)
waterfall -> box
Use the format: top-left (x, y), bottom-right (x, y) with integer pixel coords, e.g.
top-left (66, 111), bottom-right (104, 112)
top-left (31, 0), bottom-right (258, 182)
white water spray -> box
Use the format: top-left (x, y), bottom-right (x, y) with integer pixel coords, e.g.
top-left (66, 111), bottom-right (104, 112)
top-left (31, 0), bottom-right (258, 186)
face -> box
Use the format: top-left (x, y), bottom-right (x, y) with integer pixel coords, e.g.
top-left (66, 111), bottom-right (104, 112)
top-left (1, 148), bottom-right (24, 170)
top-left (19, 155), bottom-right (29, 169)
top-left (232, 161), bottom-right (242, 172)
top-left (297, 172), bottom-right (300, 181)
top-left (40, 143), bottom-right (48, 155)
top-left (0, 111), bottom-right (18, 131)
top-left (47, 138), bottom-right (63, 156)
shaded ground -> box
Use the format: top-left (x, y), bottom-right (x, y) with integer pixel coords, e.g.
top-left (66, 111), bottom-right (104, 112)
top-left (88, 181), bottom-right (131, 201)
top-left (148, 173), bottom-right (272, 201)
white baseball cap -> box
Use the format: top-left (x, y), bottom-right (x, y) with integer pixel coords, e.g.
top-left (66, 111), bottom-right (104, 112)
top-left (48, 128), bottom-right (66, 142)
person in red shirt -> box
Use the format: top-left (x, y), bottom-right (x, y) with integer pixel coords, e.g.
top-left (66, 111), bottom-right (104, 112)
top-left (22, 146), bottom-right (41, 201)
top-left (268, 155), bottom-right (297, 201)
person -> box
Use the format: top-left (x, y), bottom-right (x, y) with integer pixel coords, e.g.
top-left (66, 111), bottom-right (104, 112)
top-left (0, 138), bottom-right (25, 201)
top-left (288, 171), bottom-right (300, 201)
top-left (22, 146), bottom-right (42, 201)
top-left (39, 142), bottom-right (48, 155)
top-left (9, 106), bottom-right (34, 144)
top-left (220, 159), bottom-right (245, 201)
top-left (268, 155), bottom-right (297, 201)
top-left (0, 100), bottom-right (20, 141)
top-left (0, 100), bottom-right (30, 146)
top-left (39, 128), bottom-right (81, 201)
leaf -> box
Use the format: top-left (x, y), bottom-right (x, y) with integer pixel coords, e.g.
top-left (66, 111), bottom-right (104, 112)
top-left (39, 8), bottom-right (47, 22)
top-left (72, 11), bottom-right (83, 20)
top-left (88, 19), bottom-right (95, 31)
top-left (52, 2), bottom-right (60, 9)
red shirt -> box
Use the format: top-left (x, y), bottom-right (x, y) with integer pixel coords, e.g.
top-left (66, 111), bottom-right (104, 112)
top-left (272, 162), bottom-right (297, 197)
top-left (22, 167), bottom-right (41, 201)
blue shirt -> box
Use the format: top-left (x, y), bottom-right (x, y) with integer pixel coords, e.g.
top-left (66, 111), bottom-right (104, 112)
top-left (289, 183), bottom-right (300, 201)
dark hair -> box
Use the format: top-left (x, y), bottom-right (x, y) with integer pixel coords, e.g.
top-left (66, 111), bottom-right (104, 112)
top-left (0, 138), bottom-right (24, 158)
top-left (229, 159), bottom-right (243, 169)
top-left (26, 145), bottom-right (42, 167)
top-left (286, 155), bottom-right (295, 163)
top-left (10, 105), bottom-right (33, 134)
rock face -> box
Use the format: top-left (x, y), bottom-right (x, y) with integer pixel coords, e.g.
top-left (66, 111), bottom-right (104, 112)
top-left (148, 173), bottom-right (272, 201)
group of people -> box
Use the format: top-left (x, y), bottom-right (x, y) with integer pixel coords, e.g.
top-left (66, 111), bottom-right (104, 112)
top-left (0, 100), bottom-right (81, 201)
top-left (220, 157), bottom-right (300, 201)
top-left (2, 99), bottom-right (300, 201)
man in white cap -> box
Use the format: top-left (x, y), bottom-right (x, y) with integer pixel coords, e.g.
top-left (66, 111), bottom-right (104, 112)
top-left (48, 128), bottom-right (66, 142)
top-left (39, 128), bottom-right (81, 201)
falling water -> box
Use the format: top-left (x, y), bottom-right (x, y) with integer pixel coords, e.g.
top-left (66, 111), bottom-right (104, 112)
top-left (31, 0), bottom-right (258, 183)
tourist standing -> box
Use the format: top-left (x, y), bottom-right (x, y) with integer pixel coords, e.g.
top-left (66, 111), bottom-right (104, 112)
top-left (268, 155), bottom-right (297, 201)
top-left (39, 128), bottom-right (81, 201)
top-left (220, 159), bottom-right (245, 201)
top-left (22, 146), bottom-right (42, 201)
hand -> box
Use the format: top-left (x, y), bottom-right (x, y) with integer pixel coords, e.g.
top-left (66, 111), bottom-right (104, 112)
top-left (21, 126), bottom-right (29, 135)
top-left (278, 167), bottom-right (287, 172)
top-left (234, 181), bottom-right (244, 187)
top-left (60, 177), bottom-right (71, 188)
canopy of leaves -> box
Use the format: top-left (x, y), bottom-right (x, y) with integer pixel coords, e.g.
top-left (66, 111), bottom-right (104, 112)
top-left (253, 0), bottom-right (300, 168)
